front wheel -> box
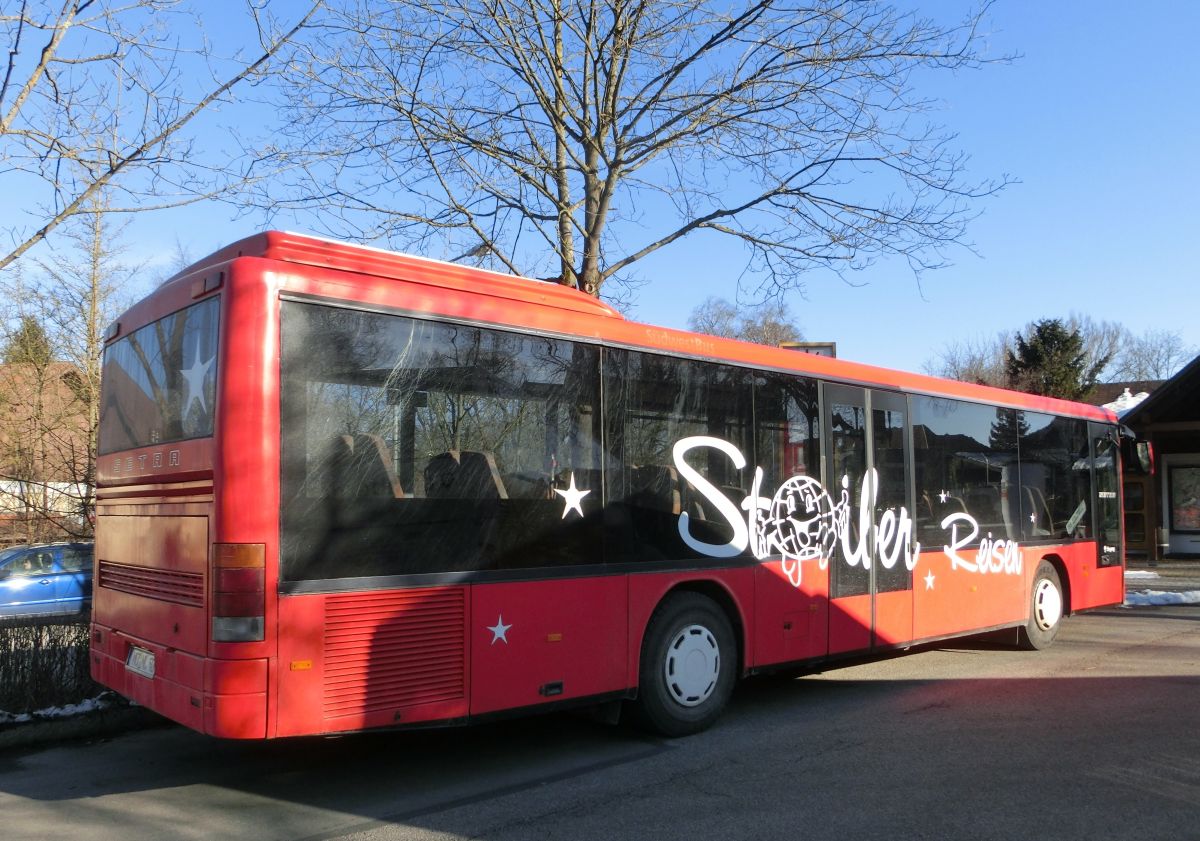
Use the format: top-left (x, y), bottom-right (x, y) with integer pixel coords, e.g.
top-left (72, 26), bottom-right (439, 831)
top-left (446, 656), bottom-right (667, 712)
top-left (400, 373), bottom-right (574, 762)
top-left (632, 592), bottom-right (737, 737)
top-left (1019, 560), bottom-right (1064, 650)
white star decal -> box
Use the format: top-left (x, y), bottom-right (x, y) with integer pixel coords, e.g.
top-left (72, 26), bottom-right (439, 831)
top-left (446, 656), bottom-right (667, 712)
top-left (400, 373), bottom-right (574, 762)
top-left (487, 614), bottom-right (511, 645)
top-left (181, 338), bottom-right (214, 414)
top-left (1030, 512), bottom-right (1037, 524)
top-left (553, 472), bottom-right (591, 519)
top-left (924, 570), bottom-right (936, 590)
top-left (938, 490), bottom-right (949, 504)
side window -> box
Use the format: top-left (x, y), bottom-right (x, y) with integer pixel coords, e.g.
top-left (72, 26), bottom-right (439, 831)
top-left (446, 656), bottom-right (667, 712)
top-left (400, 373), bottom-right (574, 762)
top-left (280, 302), bottom-right (603, 581)
top-left (1019, 414), bottom-right (1091, 541)
top-left (911, 397), bottom-right (1021, 547)
top-left (60, 548), bottom-right (91, 572)
top-left (754, 372), bottom-right (821, 491)
top-left (11, 551), bottom-right (54, 576)
top-left (6, 551), bottom-right (35, 577)
top-left (603, 350), bottom-right (752, 563)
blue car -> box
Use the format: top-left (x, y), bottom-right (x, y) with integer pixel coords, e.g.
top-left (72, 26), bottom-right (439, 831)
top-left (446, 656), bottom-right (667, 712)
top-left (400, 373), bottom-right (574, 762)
top-left (0, 542), bottom-right (94, 621)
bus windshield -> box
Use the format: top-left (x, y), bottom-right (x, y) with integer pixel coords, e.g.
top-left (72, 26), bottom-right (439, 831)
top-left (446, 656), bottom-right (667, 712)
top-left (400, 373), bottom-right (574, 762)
top-left (98, 297), bottom-right (220, 455)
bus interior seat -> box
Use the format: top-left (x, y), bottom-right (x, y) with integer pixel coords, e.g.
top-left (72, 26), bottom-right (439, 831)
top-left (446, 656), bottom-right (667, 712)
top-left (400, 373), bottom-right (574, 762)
top-left (630, 465), bottom-right (682, 515)
top-left (458, 451), bottom-right (508, 499)
top-left (1021, 485), bottom-right (1053, 536)
top-left (425, 450), bottom-right (509, 499)
top-left (318, 434), bottom-right (404, 500)
top-left (503, 472), bottom-right (552, 500)
top-left (350, 434), bottom-right (405, 498)
top-left (963, 486), bottom-right (1002, 527)
top-left (424, 451), bottom-right (459, 498)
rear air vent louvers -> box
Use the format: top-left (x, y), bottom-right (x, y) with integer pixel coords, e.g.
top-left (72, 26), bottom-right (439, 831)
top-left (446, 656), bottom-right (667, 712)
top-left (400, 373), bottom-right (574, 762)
top-left (98, 561), bottom-right (204, 607)
top-left (323, 588), bottom-right (466, 719)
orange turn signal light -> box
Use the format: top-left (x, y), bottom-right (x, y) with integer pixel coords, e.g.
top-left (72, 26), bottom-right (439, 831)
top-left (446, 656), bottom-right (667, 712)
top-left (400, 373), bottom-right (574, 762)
top-left (213, 543), bottom-right (265, 569)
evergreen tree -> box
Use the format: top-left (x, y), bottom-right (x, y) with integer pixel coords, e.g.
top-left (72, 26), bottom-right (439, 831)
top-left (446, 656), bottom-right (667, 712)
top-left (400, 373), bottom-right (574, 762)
top-left (2, 316), bottom-right (54, 366)
top-left (1005, 319), bottom-right (1109, 400)
top-left (989, 408), bottom-right (1030, 451)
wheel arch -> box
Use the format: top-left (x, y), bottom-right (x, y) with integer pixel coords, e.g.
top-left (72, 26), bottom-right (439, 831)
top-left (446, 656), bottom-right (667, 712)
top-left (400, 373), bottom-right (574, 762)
top-left (1040, 553), bottom-right (1073, 616)
top-left (636, 579), bottom-right (748, 680)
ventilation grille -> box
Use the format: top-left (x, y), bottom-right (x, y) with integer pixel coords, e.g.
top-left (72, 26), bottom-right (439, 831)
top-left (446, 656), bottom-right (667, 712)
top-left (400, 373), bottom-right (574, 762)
top-left (98, 561), bottom-right (204, 607)
top-left (323, 588), bottom-right (466, 719)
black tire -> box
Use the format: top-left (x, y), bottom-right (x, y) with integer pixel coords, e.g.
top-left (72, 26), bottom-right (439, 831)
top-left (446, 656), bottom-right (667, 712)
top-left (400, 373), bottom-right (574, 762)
top-left (1019, 560), bottom-right (1064, 650)
top-left (632, 592), bottom-right (736, 737)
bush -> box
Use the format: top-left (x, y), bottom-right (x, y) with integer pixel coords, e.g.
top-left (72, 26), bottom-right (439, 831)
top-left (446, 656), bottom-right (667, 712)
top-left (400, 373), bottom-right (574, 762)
top-left (0, 619), bottom-right (99, 715)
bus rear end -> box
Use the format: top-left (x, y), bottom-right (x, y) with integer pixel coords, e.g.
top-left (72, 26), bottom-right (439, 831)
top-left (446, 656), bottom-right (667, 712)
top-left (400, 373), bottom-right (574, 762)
top-left (90, 263), bottom-right (273, 738)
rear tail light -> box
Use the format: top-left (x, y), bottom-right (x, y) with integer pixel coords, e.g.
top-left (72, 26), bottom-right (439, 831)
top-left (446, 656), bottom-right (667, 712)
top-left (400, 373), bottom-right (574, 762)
top-left (212, 543), bottom-right (265, 642)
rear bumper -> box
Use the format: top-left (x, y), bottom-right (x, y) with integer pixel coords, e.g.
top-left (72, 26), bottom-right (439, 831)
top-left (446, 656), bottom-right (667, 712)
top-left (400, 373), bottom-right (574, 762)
top-left (90, 622), bottom-right (267, 738)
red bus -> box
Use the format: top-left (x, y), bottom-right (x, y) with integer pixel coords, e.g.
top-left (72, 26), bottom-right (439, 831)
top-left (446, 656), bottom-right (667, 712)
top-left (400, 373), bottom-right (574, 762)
top-left (91, 231), bottom-right (1126, 739)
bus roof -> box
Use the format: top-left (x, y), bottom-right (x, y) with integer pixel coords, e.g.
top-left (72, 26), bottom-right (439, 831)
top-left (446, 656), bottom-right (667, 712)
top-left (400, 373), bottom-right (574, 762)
top-left (167, 230), bottom-right (623, 320)
top-left (159, 230), bottom-right (1117, 425)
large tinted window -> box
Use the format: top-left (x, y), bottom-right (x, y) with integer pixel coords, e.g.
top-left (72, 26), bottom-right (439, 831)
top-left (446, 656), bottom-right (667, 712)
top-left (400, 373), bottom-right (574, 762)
top-left (98, 297), bottom-right (219, 454)
top-left (1018, 413), bottom-right (1091, 542)
top-left (911, 397), bottom-right (1021, 547)
top-left (280, 302), bottom-right (602, 581)
top-left (754, 372), bottom-right (821, 491)
top-left (603, 350), bottom-right (753, 563)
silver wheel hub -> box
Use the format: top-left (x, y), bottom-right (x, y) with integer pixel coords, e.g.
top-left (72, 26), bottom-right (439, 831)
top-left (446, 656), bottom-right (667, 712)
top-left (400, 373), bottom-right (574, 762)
top-left (1033, 578), bottom-right (1062, 631)
top-left (664, 623), bottom-right (720, 707)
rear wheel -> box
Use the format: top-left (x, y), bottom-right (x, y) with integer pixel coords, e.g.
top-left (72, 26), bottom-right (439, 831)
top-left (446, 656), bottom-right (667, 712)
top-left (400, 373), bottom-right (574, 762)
top-left (632, 592), bottom-right (736, 737)
top-left (1019, 560), bottom-right (1064, 650)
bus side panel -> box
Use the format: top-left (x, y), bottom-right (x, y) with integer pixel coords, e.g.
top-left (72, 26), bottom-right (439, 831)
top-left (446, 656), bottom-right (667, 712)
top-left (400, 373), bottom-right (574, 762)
top-left (1052, 543), bottom-right (1124, 611)
top-left (470, 576), bottom-right (628, 715)
top-left (874, 588), bottom-right (913, 647)
top-left (912, 546), bottom-right (1025, 641)
top-left (626, 569), bottom-right (755, 689)
top-left (828, 594), bottom-right (871, 655)
top-left (753, 561), bottom-right (829, 668)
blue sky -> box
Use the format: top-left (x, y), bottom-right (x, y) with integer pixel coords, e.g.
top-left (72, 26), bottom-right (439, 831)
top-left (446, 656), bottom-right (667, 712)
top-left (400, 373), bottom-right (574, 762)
top-left (17, 2), bottom-right (1199, 376)
top-left (633, 2), bottom-right (1200, 372)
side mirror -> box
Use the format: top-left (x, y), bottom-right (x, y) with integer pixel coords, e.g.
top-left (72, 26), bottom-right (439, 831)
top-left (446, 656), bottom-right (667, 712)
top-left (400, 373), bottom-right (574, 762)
top-left (1136, 441), bottom-right (1154, 475)
top-left (1120, 435), bottom-right (1154, 475)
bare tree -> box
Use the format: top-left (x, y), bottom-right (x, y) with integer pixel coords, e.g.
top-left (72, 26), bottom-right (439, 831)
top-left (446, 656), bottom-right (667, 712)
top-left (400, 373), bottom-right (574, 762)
top-left (1112, 329), bottom-right (1196, 381)
top-left (926, 313), bottom-right (1125, 388)
top-left (255, 0), bottom-right (1006, 298)
top-left (1064, 312), bottom-right (1123, 386)
top-left (0, 0), bottom-right (321, 272)
top-left (923, 331), bottom-right (1010, 386)
top-left (688, 296), bottom-right (802, 346)
top-left (0, 197), bottom-right (136, 539)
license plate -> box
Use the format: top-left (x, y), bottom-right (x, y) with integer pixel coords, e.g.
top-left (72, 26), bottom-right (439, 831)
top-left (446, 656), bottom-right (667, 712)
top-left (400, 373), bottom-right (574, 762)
top-left (126, 646), bottom-right (156, 679)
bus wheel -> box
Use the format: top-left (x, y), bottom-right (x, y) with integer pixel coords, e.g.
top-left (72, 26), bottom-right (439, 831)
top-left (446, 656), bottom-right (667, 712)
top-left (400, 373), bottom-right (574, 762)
top-left (633, 592), bottom-right (736, 737)
top-left (1019, 561), bottom-right (1064, 651)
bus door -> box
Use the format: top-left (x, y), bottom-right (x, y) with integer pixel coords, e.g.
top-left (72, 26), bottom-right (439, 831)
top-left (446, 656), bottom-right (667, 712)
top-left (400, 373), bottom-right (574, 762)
top-left (823, 385), bottom-right (915, 655)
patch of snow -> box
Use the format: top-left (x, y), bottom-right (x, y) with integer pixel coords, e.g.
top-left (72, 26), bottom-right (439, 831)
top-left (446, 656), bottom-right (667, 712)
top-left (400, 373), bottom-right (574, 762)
top-left (1102, 388), bottom-right (1150, 416)
top-left (1124, 570), bottom-right (1161, 579)
top-left (1124, 589), bottom-right (1200, 607)
top-left (0, 694), bottom-right (113, 726)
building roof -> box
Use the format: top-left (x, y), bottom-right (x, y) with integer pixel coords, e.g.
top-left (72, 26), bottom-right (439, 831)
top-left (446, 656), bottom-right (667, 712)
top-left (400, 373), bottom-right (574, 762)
top-left (1121, 352), bottom-right (1200, 428)
top-left (1087, 380), bottom-right (1163, 407)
